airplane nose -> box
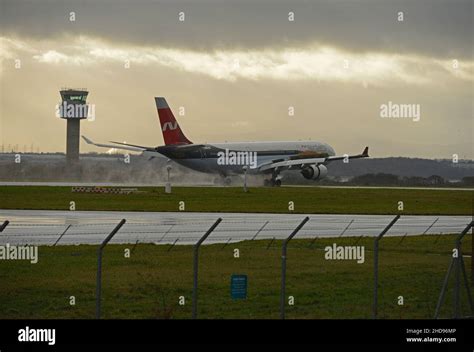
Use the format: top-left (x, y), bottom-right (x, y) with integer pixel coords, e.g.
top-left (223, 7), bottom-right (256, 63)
top-left (327, 144), bottom-right (336, 156)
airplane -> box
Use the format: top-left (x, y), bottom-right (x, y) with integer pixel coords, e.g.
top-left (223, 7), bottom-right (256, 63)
top-left (82, 97), bottom-right (369, 186)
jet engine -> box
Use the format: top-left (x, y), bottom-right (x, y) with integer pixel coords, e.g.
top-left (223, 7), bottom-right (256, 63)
top-left (301, 164), bottom-right (328, 180)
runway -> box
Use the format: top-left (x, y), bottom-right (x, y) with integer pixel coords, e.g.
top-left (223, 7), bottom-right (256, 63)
top-left (1, 181), bottom-right (472, 191)
top-left (0, 210), bottom-right (471, 246)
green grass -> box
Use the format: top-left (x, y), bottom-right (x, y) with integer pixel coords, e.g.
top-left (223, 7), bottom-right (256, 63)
top-left (0, 186), bottom-right (472, 214)
top-left (0, 235), bottom-right (472, 319)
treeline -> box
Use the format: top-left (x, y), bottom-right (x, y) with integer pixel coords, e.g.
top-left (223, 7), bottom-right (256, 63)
top-left (321, 173), bottom-right (474, 187)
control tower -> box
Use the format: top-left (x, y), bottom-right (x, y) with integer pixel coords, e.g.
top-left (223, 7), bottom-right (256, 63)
top-left (58, 88), bottom-right (89, 162)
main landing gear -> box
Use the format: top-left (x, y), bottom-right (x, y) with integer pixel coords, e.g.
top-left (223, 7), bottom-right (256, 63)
top-left (264, 174), bottom-right (282, 187)
top-left (214, 174), bottom-right (232, 186)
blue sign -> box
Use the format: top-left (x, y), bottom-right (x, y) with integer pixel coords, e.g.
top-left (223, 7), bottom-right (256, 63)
top-left (230, 274), bottom-right (247, 300)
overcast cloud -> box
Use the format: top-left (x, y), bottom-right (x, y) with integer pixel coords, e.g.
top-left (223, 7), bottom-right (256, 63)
top-left (0, 0), bottom-right (472, 159)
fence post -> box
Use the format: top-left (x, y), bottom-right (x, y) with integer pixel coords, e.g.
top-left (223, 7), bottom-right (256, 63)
top-left (192, 218), bottom-right (222, 319)
top-left (280, 217), bottom-right (310, 319)
top-left (434, 259), bottom-right (455, 319)
top-left (158, 225), bottom-right (174, 243)
top-left (308, 236), bottom-right (318, 249)
top-left (373, 215), bottom-right (400, 319)
top-left (221, 238), bottom-right (232, 250)
top-left (131, 239), bottom-right (139, 253)
top-left (96, 219), bottom-right (126, 319)
top-left (167, 238), bottom-right (179, 252)
top-left (422, 217), bottom-right (439, 235)
top-left (471, 214), bottom-right (474, 285)
top-left (339, 219), bottom-right (354, 237)
top-left (252, 221), bottom-right (269, 241)
top-left (53, 224), bottom-right (71, 246)
top-left (454, 221), bottom-right (474, 318)
top-left (0, 220), bottom-right (9, 232)
top-left (435, 221), bottom-right (474, 319)
top-left (397, 232), bottom-right (408, 246)
top-left (354, 234), bottom-right (364, 245)
top-left (266, 237), bottom-right (275, 250)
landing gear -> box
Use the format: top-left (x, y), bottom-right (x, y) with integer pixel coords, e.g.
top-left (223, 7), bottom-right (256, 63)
top-left (213, 175), bottom-right (232, 186)
top-left (264, 177), bottom-right (282, 187)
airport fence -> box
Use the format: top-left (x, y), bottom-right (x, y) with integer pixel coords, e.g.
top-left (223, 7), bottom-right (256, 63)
top-left (0, 216), bottom-right (473, 319)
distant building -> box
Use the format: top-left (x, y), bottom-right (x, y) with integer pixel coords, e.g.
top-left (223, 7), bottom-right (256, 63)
top-left (58, 88), bottom-right (89, 163)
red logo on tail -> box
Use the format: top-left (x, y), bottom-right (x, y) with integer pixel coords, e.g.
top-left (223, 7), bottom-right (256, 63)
top-left (155, 97), bottom-right (192, 145)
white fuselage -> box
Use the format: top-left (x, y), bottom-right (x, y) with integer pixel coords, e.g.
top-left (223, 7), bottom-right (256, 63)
top-left (155, 140), bottom-right (336, 175)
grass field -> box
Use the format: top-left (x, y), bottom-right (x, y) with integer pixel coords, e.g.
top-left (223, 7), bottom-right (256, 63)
top-left (0, 186), bottom-right (472, 214)
top-left (0, 234), bottom-right (472, 319)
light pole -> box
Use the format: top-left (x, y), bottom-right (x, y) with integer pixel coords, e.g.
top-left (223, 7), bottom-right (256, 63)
top-left (243, 165), bottom-right (248, 192)
top-left (165, 161), bottom-right (172, 194)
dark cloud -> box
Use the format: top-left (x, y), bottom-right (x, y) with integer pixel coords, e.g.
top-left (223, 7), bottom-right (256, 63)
top-left (1, 0), bottom-right (472, 58)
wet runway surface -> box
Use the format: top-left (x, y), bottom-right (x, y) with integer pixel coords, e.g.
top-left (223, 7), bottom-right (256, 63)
top-left (0, 210), bottom-right (471, 246)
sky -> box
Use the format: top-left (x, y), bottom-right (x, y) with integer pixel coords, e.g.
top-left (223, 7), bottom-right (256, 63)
top-left (0, 0), bottom-right (472, 159)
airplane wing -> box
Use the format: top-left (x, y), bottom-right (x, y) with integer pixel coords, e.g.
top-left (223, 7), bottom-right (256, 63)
top-left (259, 157), bottom-right (326, 172)
top-left (325, 146), bottom-right (369, 162)
top-left (259, 146), bottom-right (369, 172)
top-left (81, 135), bottom-right (154, 152)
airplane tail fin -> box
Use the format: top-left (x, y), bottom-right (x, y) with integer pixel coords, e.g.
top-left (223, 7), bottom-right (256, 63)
top-left (155, 97), bottom-right (192, 145)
